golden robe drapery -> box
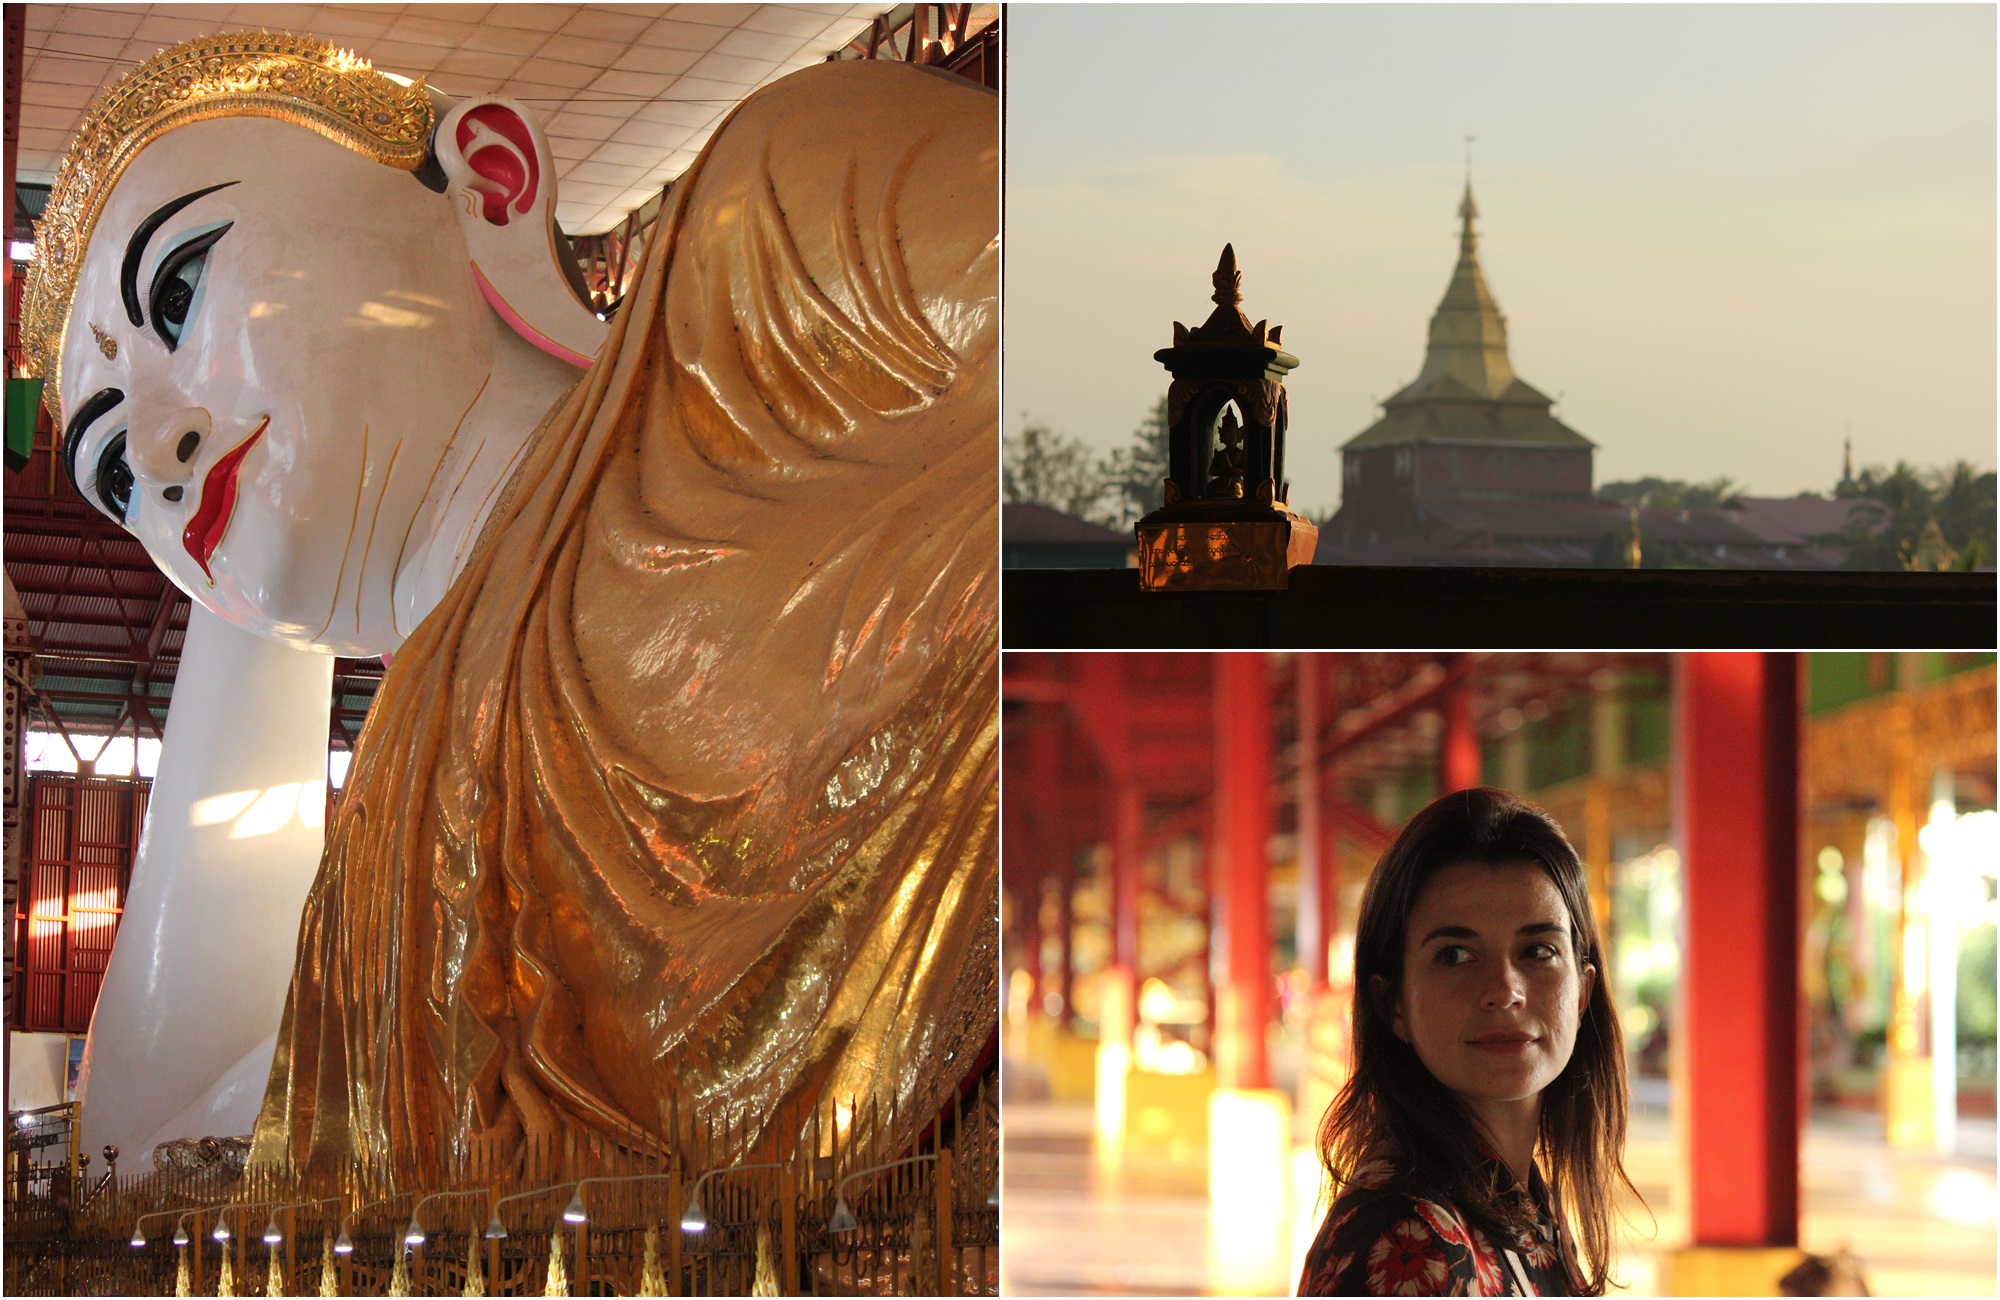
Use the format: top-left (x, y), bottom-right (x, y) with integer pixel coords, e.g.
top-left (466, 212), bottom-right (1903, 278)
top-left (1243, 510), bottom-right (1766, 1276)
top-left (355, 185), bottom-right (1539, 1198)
top-left (249, 60), bottom-right (998, 1184)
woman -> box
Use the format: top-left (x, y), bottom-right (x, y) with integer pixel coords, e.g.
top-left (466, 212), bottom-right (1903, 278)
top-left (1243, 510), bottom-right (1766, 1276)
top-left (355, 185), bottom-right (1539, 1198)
top-left (1298, 788), bottom-right (1641, 1296)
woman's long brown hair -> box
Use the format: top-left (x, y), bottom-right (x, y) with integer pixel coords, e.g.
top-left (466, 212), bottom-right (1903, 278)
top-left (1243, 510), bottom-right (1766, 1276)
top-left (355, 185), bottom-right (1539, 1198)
top-left (1316, 787), bottom-right (1644, 1295)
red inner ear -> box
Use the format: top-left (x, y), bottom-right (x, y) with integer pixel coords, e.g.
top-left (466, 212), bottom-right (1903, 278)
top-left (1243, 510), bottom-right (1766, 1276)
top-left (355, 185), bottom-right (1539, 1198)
top-left (455, 104), bottom-right (540, 225)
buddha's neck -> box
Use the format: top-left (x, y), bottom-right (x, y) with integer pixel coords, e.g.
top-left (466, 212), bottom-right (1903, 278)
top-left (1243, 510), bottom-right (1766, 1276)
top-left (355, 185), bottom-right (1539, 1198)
top-left (389, 326), bottom-right (584, 642)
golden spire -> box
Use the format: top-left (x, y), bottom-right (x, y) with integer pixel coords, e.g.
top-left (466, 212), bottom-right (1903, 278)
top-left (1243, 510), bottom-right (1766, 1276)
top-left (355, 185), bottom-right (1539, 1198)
top-left (1405, 174), bottom-right (1514, 398)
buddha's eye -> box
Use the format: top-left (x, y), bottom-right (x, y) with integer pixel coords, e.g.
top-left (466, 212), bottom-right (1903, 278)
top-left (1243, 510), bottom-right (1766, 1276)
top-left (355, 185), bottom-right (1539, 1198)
top-left (92, 431), bottom-right (135, 524)
top-left (148, 223), bottom-right (230, 350)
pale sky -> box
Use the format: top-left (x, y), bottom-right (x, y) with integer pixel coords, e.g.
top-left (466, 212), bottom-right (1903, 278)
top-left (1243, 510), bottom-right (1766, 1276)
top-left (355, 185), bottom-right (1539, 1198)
top-left (1004, 4), bottom-right (1996, 517)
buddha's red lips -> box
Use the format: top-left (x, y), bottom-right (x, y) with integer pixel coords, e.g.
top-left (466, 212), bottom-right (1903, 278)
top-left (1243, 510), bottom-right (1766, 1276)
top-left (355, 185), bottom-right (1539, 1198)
top-left (181, 417), bottom-right (267, 583)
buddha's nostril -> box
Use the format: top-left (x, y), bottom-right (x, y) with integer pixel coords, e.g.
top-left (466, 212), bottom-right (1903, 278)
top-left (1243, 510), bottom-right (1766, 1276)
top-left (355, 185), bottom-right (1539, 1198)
top-left (176, 431), bottom-right (200, 463)
top-left (163, 486), bottom-right (184, 502)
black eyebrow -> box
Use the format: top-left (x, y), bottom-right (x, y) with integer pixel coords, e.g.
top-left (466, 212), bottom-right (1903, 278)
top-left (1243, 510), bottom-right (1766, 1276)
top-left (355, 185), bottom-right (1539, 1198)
top-left (1419, 922), bottom-right (1566, 946)
top-left (121, 181), bottom-right (237, 327)
top-left (62, 387), bottom-right (125, 493)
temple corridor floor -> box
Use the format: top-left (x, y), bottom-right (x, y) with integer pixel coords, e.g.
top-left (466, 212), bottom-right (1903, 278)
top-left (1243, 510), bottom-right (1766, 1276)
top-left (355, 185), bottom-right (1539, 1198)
top-left (998, 1080), bottom-right (1997, 1296)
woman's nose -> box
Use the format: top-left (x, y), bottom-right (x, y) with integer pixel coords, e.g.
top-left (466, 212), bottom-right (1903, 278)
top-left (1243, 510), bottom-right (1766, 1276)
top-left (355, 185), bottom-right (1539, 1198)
top-left (125, 407), bottom-right (211, 498)
top-left (1480, 962), bottom-right (1527, 1009)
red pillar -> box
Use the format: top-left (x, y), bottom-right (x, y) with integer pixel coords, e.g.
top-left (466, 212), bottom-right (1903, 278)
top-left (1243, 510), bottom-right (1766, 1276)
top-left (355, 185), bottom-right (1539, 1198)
top-left (1103, 782), bottom-right (1142, 1052)
top-left (1214, 654), bottom-right (1272, 1091)
top-left (1075, 656), bottom-right (1140, 1052)
top-left (1676, 653), bottom-right (1801, 1246)
top-left (1296, 656), bottom-right (1325, 986)
top-left (1440, 673), bottom-right (1480, 794)
top-left (1057, 840), bottom-right (1075, 1027)
top-left (1019, 840), bottom-right (1044, 1017)
top-left (1004, 738), bottom-right (1042, 1014)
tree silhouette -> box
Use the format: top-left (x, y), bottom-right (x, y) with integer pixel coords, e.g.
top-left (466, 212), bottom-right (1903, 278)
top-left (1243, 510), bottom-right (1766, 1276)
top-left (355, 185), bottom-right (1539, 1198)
top-left (1002, 418), bottom-right (1108, 519)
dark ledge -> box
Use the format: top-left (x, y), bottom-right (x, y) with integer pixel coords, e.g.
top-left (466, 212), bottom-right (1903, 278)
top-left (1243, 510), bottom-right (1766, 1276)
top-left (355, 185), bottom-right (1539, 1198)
top-left (1002, 566), bottom-right (1997, 649)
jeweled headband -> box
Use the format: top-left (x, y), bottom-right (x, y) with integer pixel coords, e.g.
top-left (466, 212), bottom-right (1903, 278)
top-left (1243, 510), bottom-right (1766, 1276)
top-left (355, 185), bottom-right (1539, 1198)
top-left (19, 31), bottom-right (435, 419)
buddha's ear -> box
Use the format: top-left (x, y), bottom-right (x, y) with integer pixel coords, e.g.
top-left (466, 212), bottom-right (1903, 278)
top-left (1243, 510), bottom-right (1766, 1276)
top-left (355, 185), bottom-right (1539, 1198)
top-left (434, 95), bottom-right (605, 368)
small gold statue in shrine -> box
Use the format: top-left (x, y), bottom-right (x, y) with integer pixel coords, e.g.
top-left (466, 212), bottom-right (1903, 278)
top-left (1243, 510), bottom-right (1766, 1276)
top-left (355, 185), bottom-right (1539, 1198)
top-left (1135, 245), bottom-right (1319, 591)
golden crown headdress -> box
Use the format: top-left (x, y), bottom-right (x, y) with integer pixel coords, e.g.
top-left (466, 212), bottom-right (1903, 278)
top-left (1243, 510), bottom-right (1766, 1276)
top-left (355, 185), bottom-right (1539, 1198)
top-left (20, 31), bottom-right (435, 420)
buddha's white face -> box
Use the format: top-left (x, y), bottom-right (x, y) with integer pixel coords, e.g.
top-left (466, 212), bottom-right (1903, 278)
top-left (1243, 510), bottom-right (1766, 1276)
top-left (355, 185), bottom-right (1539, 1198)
top-left (56, 116), bottom-right (496, 655)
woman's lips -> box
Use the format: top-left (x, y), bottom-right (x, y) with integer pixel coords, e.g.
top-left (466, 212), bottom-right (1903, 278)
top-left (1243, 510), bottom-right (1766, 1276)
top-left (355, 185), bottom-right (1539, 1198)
top-left (1467, 1032), bottom-right (1537, 1053)
top-left (181, 417), bottom-right (267, 585)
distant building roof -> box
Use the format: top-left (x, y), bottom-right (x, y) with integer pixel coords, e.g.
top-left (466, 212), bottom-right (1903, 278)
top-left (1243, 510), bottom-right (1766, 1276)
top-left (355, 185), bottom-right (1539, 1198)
top-left (1003, 502), bottom-right (1129, 544)
top-left (1725, 495), bottom-right (1877, 544)
top-left (1315, 496), bottom-right (1876, 569)
top-left (1344, 179), bottom-right (1593, 453)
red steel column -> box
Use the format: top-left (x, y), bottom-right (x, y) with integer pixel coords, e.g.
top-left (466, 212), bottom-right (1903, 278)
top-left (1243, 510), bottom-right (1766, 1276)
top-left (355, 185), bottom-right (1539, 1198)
top-left (1214, 654), bottom-right (1272, 1091)
top-left (1440, 672), bottom-right (1480, 794)
top-left (1676, 652), bottom-right (1801, 1246)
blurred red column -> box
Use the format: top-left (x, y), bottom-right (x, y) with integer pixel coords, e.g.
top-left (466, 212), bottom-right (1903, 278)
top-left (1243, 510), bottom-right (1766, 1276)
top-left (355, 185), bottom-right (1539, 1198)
top-left (1440, 671), bottom-right (1480, 794)
top-left (1214, 654), bottom-right (1272, 1091)
top-left (1076, 656), bottom-right (1139, 1052)
top-left (1103, 781), bottom-right (1142, 1051)
top-left (1004, 743), bottom-right (1042, 1014)
top-left (1675, 652), bottom-right (1802, 1246)
top-left (1296, 656), bottom-right (1327, 986)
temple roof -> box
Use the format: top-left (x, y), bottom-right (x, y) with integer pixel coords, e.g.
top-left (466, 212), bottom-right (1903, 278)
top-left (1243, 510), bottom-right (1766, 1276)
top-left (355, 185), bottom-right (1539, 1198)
top-left (1345, 180), bottom-right (1593, 452)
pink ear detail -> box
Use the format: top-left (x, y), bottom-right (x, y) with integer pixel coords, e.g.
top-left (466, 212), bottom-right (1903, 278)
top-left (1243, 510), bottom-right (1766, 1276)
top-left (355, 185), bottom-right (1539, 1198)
top-left (470, 261), bottom-right (594, 368)
top-left (456, 105), bottom-right (540, 225)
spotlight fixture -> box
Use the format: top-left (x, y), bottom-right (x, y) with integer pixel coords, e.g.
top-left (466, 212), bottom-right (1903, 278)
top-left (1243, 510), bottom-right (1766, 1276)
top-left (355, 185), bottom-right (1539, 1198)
top-left (987, 1185), bottom-right (999, 1208)
top-left (561, 1190), bottom-right (587, 1225)
top-left (172, 1226), bottom-right (190, 1248)
top-left (403, 1216), bottom-right (426, 1247)
top-left (483, 1215), bottom-right (508, 1241)
top-left (129, 1225), bottom-right (146, 1249)
top-left (333, 1228), bottom-right (354, 1255)
top-left (263, 1216), bottom-right (284, 1246)
top-left (212, 1215), bottom-right (231, 1242)
top-left (678, 1194), bottom-right (707, 1233)
top-left (828, 1197), bottom-right (858, 1234)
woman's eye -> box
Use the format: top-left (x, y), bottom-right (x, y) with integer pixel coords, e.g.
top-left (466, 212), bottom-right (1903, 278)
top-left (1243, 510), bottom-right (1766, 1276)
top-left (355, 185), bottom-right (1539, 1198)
top-left (93, 431), bottom-right (134, 523)
top-left (1524, 942), bottom-right (1559, 961)
top-left (148, 223), bottom-right (229, 350)
top-left (1434, 945), bottom-right (1473, 966)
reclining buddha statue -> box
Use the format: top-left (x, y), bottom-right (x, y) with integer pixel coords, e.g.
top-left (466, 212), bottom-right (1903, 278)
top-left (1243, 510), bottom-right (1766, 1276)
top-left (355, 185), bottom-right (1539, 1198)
top-left (22, 31), bottom-right (997, 1185)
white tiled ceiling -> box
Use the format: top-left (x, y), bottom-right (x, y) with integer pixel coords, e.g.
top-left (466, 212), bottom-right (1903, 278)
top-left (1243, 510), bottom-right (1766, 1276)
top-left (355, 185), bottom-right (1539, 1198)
top-left (16, 3), bottom-right (892, 233)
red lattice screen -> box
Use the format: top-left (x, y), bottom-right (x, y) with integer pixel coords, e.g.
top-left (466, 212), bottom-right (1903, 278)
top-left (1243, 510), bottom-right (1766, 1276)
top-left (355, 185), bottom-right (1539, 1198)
top-left (11, 774), bottom-right (149, 1033)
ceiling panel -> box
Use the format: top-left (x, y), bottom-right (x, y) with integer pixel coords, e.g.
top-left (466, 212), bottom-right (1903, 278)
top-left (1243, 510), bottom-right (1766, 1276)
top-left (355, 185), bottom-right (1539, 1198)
top-left (10, 2), bottom-right (1001, 234)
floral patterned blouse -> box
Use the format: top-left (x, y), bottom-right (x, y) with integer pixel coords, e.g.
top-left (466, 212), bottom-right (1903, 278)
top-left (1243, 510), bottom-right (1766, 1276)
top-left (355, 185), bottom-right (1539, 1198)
top-left (1297, 1154), bottom-right (1576, 1297)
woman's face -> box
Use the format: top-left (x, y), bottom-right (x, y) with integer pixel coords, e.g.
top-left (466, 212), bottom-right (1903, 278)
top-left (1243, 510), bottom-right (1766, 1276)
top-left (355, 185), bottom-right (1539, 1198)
top-left (1389, 860), bottom-right (1595, 1110)
top-left (55, 116), bottom-right (493, 655)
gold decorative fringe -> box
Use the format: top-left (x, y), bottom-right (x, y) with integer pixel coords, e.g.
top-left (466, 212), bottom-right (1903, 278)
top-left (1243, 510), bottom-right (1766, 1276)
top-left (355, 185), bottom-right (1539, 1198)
top-left (267, 1243), bottom-right (285, 1297)
top-left (464, 1228), bottom-right (486, 1297)
top-left (637, 1224), bottom-right (666, 1297)
top-left (174, 1244), bottom-right (191, 1297)
top-left (316, 1231), bottom-right (337, 1297)
top-left (751, 1224), bottom-right (778, 1297)
top-left (544, 1228), bottom-right (569, 1298)
top-left (388, 1246), bottom-right (412, 1296)
top-left (217, 1247), bottom-right (236, 1297)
